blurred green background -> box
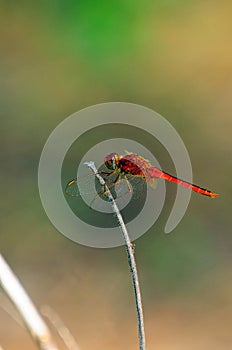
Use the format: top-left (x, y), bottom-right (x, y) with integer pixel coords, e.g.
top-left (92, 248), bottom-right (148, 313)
top-left (0, 1), bottom-right (231, 349)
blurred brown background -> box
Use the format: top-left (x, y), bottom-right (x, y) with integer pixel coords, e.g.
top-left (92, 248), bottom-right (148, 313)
top-left (0, 1), bottom-right (231, 349)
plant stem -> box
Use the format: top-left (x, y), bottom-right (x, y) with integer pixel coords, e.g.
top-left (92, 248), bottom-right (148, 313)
top-left (84, 161), bottom-right (146, 350)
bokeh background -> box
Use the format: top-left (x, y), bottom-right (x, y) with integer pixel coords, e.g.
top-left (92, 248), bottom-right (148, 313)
top-left (0, 1), bottom-right (231, 349)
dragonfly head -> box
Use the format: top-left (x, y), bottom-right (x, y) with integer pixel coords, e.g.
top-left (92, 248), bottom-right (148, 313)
top-left (104, 153), bottom-right (120, 170)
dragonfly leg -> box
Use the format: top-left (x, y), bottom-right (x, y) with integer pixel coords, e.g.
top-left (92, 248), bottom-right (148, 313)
top-left (124, 175), bottom-right (132, 194)
top-left (89, 172), bottom-right (135, 208)
top-left (100, 169), bottom-right (119, 178)
top-left (104, 172), bottom-right (133, 201)
top-left (99, 171), bottom-right (112, 177)
top-left (111, 174), bottom-right (133, 201)
top-left (89, 172), bottom-right (121, 208)
top-left (89, 192), bottom-right (102, 209)
top-left (89, 186), bottom-right (111, 208)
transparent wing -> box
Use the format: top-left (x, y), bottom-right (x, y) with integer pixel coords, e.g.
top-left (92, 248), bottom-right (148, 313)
top-left (65, 171), bottom-right (157, 205)
top-left (65, 172), bottom-right (114, 198)
top-left (65, 178), bottom-right (81, 197)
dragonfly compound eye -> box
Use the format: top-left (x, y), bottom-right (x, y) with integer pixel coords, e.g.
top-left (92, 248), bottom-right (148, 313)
top-left (104, 153), bottom-right (119, 170)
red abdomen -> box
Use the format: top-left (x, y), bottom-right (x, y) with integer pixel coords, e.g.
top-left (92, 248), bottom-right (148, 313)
top-left (148, 167), bottom-right (218, 198)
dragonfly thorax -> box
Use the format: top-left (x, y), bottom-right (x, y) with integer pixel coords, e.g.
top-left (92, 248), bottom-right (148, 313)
top-left (104, 153), bottom-right (120, 170)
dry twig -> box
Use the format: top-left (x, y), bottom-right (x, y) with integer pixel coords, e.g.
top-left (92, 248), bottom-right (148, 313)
top-left (85, 161), bottom-right (146, 350)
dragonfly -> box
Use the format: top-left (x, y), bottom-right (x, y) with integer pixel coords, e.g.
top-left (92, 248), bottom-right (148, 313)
top-left (65, 152), bottom-right (218, 202)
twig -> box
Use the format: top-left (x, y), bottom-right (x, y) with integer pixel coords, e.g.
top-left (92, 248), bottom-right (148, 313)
top-left (41, 305), bottom-right (81, 350)
top-left (0, 254), bottom-right (60, 350)
top-left (84, 161), bottom-right (146, 350)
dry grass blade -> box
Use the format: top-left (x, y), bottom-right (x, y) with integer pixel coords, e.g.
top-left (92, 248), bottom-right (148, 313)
top-left (0, 254), bottom-right (60, 350)
top-left (41, 305), bottom-right (81, 350)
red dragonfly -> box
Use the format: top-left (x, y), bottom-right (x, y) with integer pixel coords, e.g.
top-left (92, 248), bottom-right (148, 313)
top-left (66, 152), bottom-right (218, 200)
